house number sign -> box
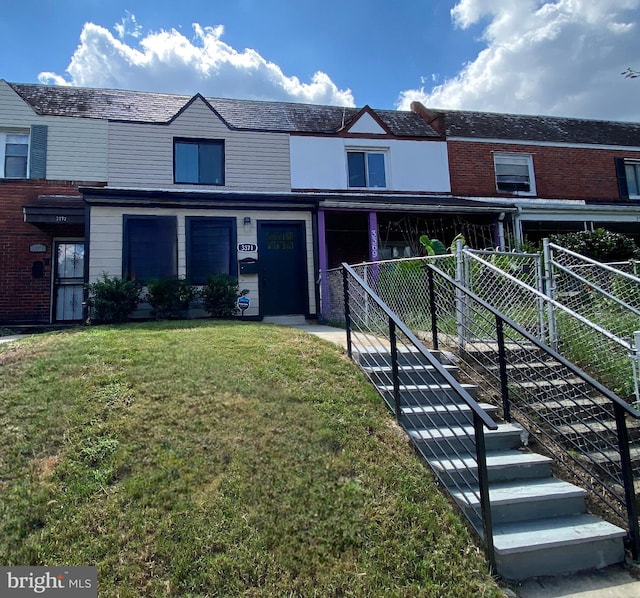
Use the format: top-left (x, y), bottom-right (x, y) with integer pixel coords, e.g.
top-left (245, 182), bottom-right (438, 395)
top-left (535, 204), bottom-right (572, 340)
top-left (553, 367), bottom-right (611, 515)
top-left (238, 243), bottom-right (257, 252)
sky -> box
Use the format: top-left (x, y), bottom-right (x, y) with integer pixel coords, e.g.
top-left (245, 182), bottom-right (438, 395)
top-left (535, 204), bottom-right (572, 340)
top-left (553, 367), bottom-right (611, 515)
top-left (1, 0), bottom-right (639, 121)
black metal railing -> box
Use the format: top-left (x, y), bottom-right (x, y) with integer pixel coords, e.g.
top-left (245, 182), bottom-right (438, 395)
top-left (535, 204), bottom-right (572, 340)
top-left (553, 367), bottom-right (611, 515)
top-left (425, 262), bottom-right (640, 558)
top-left (342, 263), bottom-right (499, 568)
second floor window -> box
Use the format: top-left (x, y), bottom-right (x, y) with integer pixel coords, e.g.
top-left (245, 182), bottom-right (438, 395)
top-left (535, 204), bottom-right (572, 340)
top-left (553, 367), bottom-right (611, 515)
top-left (174, 138), bottom-right (224, 185)
top-left (347, 150), bottom-right (387, 188)
top-left (625, 162), bottom-right (640, 198)
top-left (494, 153), bottom-right (535, 195)
top-left (1, 133), bottom-right (29, 178)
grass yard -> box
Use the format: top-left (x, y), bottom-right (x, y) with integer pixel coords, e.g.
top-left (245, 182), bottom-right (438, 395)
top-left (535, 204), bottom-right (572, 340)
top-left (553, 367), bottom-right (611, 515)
top-left (0, 321), bottom-right (501, 597)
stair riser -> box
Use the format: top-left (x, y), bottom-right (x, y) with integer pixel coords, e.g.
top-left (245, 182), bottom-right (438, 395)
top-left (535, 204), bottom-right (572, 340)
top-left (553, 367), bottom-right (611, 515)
top-left (495, 537), bottom-right (625, 580)
top-left (401, 406), bottom-right (499, 429)
top-left (366, 367), bottom-right (459, 386)
top-left (510, 383), bottom-right (592, 401)
top-left (411, 431), bottom-right (522, 457)
top-left (460, 347), bottom-right (550, 366)
top-left (356, 351), bottom-right (449, 368)
top-left (458, 495), bottom-right (585, 525)
top-left (381, 386), bottom-right (478, 404)
top-left (401, 411), bottom-right (475, 429)
top-left (432, 461), bottom-right (553, 486)
top-left (560, 430), bottom-right (640, 453)
top-left (531, 405), bottom-right (613, 424)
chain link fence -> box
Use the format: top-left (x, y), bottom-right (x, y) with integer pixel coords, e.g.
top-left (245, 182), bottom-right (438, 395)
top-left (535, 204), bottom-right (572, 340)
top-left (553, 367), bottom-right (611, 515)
top-left (321, 241), bottom-right (640, 404)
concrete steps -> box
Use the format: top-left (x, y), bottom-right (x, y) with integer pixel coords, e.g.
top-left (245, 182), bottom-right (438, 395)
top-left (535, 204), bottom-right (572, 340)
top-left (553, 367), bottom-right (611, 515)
top-left (353, 345), bottom-right (627, 581)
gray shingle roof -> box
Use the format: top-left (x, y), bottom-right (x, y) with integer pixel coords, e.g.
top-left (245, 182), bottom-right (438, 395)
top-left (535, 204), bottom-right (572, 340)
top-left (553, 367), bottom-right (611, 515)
top-left (7, 82), bottom-right (438, 137)
top-left (441, 109), bottom-right (640, 147)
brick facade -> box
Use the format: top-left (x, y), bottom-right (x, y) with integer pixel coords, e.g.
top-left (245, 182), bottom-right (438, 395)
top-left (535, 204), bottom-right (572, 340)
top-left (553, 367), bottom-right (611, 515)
top-left (0, 180), bottom-right (96, 324)
top-left (448, 141), bottom-right (640, 201)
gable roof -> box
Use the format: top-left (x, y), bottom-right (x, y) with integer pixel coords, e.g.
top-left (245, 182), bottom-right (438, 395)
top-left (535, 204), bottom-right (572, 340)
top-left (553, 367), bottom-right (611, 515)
top-left (438, 109), bottom-right (640, 147)
top-left (6, 82), bottom-right (439, 138)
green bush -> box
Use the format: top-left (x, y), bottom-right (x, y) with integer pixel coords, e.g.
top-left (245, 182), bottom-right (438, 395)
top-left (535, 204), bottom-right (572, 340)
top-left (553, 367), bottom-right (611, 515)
top-left (550, 228), bottom-right (638, 262)
top-left (145, 277), bottom-right (195, 320)
top-left (201, 274), bottom-right (248, 318)
top-left (86, 274), bottom-right (141, 324)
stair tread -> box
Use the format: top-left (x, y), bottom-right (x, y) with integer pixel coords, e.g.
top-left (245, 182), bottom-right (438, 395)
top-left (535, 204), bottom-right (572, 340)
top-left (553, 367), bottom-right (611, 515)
top-left (429, 450), bottom-right (552, 473)
top-left (409, 423), bottom-right (522, 441)
top-left (492, 514), bottom-right (626, 555)
top-left (516, 378), bottom-right (588, 390)
top-left (402, 402), bottom-right (496, 415)
top-left (378, 383), bottom-right (476, 392)
top-left (451, 478), bottom-right (586, 506)
top-left (363, 364), bottom-right (457, 373)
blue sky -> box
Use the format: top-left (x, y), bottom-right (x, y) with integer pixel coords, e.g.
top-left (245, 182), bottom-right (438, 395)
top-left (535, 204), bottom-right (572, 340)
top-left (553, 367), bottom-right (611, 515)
top-left (1, 0), bottom-right (639, 120)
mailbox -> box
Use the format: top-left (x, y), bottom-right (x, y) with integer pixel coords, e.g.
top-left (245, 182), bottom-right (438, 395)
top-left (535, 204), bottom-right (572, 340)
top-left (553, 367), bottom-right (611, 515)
top-left (239, 257), bottom-right (259, 275)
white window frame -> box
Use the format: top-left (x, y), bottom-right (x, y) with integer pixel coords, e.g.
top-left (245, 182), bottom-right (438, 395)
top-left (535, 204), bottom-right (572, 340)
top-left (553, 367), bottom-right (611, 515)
top-left (624, 160), bottom-right (640, 199)
top-left (346, 148), bottom-right (389, 189)
top-left (0, 131), bottom-right (30, 179)
top-left (493, 152), bottom-right (536, 196)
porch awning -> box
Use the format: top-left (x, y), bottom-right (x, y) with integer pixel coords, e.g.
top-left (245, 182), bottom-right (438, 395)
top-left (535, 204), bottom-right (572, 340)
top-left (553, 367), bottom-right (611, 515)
top-left (23, 196), bottom-right (85, 225)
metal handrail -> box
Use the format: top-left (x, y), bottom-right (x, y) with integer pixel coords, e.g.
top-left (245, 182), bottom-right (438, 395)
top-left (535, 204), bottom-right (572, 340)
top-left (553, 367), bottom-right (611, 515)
top-left (342, 262), bottom-right (498, 568)
top-left (342, 263), bottom-right (497, 430)
top-left (427, 261), bottom-right (640, 557)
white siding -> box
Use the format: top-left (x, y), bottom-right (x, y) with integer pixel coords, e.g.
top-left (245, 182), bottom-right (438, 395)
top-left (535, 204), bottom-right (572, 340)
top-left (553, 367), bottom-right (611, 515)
top-left (89, 206), bottom-right (315, 317)
top-left (290, 135), bottom-right (451, 193)
top-left (0, 81), bottom-right (108, 181)
top-left (347, 113), bottom-right (387, 135)
top-left (108, 98), bottom-right (291, 191)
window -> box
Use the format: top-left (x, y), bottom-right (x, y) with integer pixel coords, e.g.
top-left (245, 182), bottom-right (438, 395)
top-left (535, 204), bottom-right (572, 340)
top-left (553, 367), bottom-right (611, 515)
top-left (494, 153), bottom-right (535, 195)
top-left (174, 138), bottom-right (224, 185)
top-left (347, 150), bottom-right (387, 188)
top-left (123, 216), bottom-right (177, 282)
top-left (624, 162), bottom-right (640, 198)
top-left (1, 133), bottom-right (29, 178)
top-left (186, 217), bottom-right (237, 284)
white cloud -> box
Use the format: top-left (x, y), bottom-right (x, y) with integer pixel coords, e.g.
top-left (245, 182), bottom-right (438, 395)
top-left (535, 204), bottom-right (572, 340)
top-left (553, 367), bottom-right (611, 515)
top-left (38, 19), bottom-right (355, 106)
top-left (114, 11), bottom-right (142, 40)
top-left (397, 0), bottom-right (640, 121)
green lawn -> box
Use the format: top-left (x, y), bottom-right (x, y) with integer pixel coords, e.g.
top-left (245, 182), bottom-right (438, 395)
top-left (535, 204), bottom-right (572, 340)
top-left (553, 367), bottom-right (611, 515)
top-left (0, 321), bottom-right (501, 597)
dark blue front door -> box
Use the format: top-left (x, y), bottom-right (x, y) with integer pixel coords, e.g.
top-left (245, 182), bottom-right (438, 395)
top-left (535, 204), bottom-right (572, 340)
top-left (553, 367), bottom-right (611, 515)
top-left (257, 221), bottom-right (307, 316)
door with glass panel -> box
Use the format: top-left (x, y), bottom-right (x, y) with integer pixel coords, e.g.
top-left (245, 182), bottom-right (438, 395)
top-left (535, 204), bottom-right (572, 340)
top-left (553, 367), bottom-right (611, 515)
top-left (53, 241), bottom-right (85, 322)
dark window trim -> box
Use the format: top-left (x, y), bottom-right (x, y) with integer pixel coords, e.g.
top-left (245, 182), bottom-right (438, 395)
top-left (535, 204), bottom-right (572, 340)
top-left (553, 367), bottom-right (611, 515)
top-left (122, 214), bottom-right (178, 282)
top-left (615, 157), bottom-right (631, 199)
top-left (173, 137), bottom-right (225, 186)
top-left (185, 216), bottom-right (237, 284)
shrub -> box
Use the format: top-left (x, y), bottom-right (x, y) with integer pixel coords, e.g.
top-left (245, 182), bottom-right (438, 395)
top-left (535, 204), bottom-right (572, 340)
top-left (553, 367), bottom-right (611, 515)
top-left (550, 228), bottom-right (638, 262)
top-left (201, 274), bottom-right (248, 318)
top-left (145, 277), bottom-right (195, 320)
top-left (86, 274), bottom-right (141, 324)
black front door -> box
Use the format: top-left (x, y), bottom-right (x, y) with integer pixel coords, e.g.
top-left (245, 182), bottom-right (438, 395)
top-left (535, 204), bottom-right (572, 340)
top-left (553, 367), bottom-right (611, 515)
top-left (257, 221), bottom-right (307, 316)
top-left (53, 241), bottom-right (85, 321)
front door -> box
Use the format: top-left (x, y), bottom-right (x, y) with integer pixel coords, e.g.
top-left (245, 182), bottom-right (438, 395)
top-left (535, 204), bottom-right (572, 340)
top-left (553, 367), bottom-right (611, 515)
top-left (257, 221), bottom-right (307, 316)
top-left (53, 241), bottom-right (85, 322)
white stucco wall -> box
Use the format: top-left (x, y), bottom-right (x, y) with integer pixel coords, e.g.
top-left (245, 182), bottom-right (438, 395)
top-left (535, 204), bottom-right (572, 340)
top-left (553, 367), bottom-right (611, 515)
top-left (289, 135), bottom-right (451, 192)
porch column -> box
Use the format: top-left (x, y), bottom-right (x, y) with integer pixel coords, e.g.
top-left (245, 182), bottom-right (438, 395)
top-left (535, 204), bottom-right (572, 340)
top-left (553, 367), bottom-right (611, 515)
top-left (318, 209), bottom-right (329, 319)
top-left (368, 211), bottom-right (378, 262)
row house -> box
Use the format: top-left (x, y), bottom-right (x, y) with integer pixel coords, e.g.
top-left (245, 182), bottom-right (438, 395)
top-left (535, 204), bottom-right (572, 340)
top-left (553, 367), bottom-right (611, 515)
top-left (2, 79), bottom-right (639, 325)
top-left (414, 105), bottom-right (640, 245)
top-left (0, 81), bottom-right (505, 324)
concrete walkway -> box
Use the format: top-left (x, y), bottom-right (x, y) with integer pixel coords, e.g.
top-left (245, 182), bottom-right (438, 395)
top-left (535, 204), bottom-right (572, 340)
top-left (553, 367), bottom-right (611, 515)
top-left (0, 334), bottom-right (26, 344)
top-left (286, 320), bottom-right (640, 598)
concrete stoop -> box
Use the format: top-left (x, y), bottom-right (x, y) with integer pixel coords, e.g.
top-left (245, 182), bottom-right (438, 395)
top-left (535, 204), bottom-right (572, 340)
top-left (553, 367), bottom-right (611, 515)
top-left (353, 345), bottom-right (627, 581)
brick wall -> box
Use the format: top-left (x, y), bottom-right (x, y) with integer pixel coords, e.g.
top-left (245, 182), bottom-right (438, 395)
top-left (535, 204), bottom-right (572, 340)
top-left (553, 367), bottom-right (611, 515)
top-left (0, 179), bottom-right (96, 324)
top-left (448, 141), bottom-right (640, 201)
